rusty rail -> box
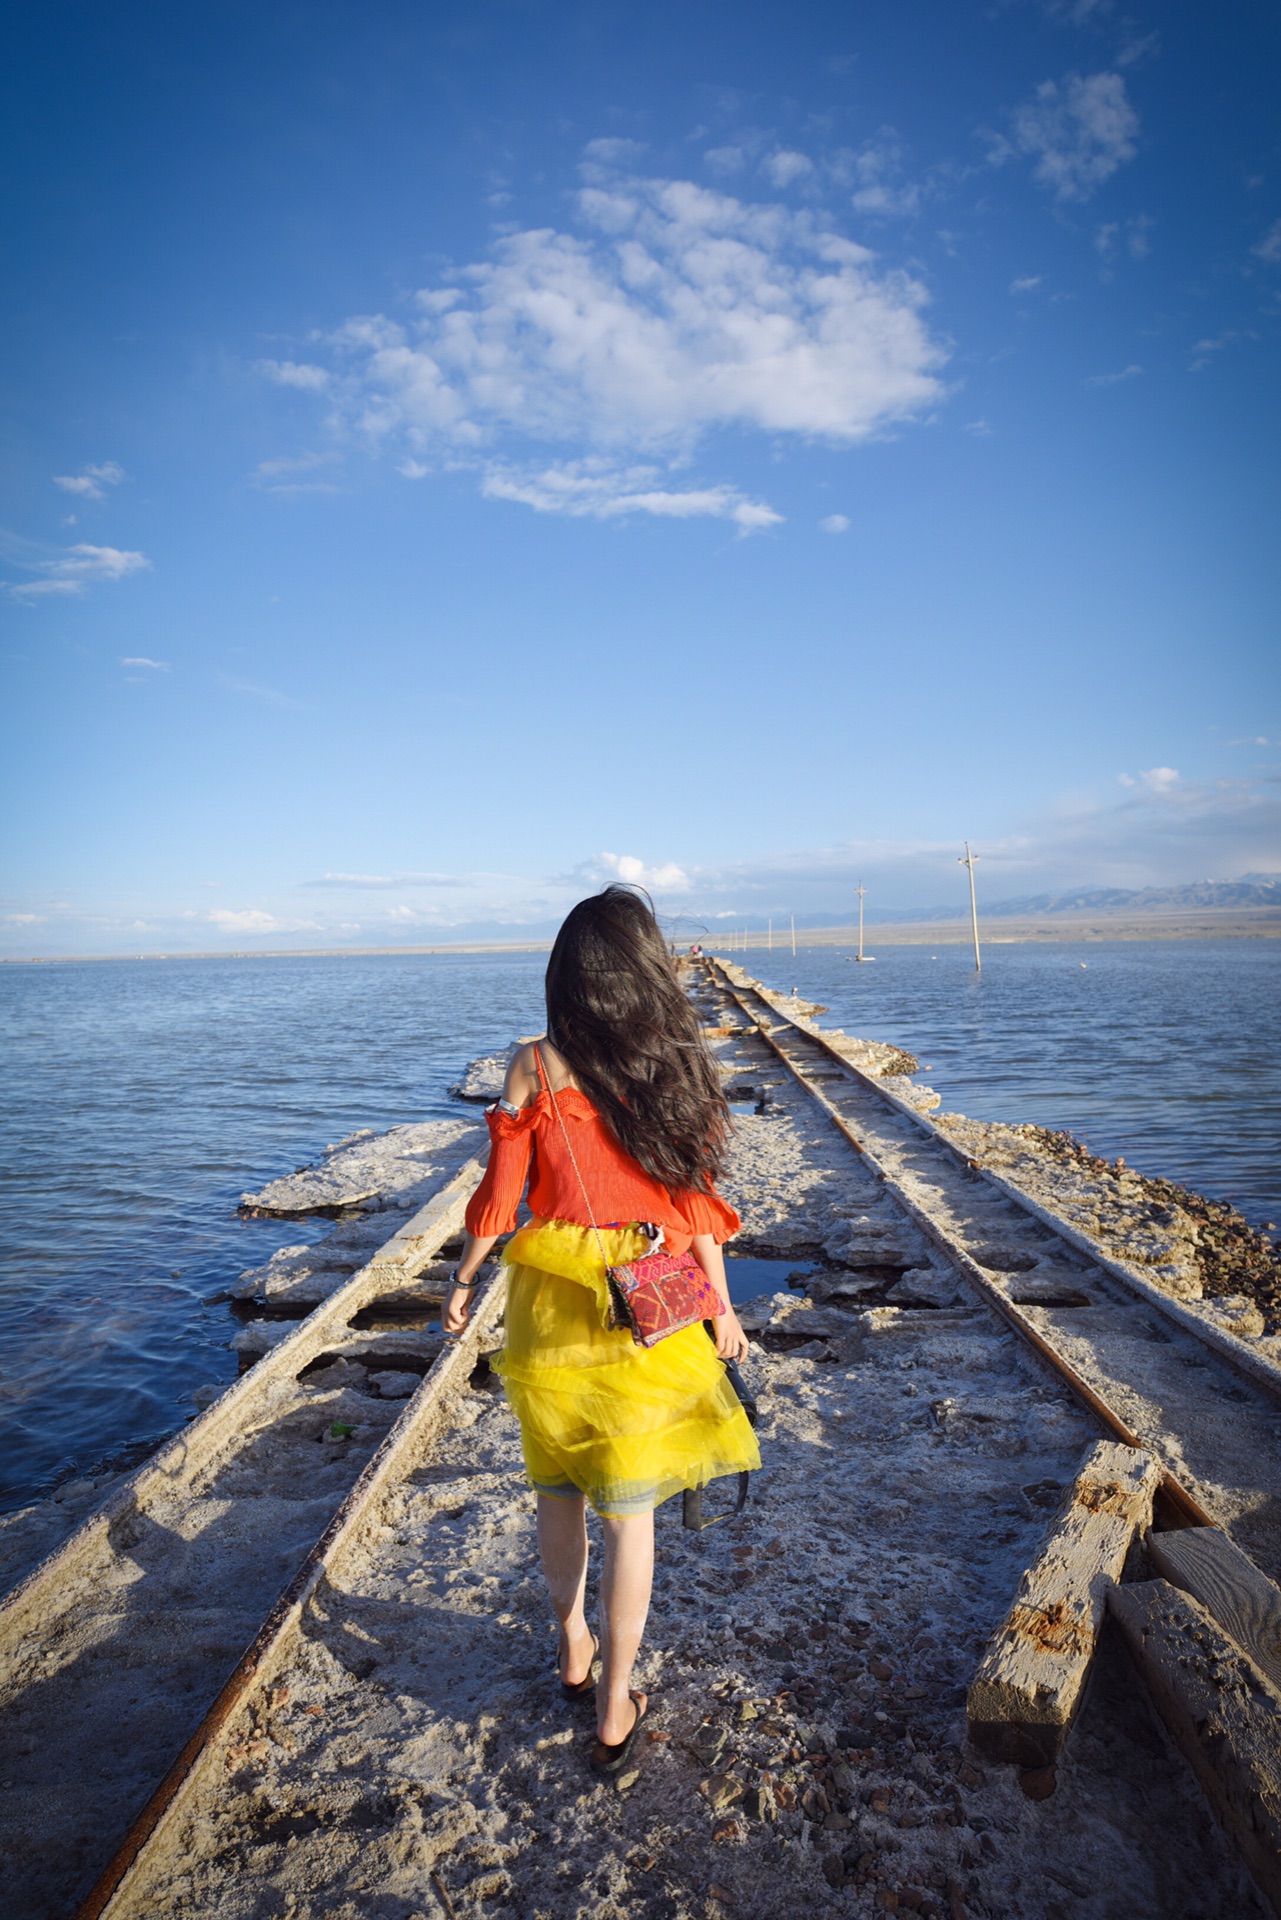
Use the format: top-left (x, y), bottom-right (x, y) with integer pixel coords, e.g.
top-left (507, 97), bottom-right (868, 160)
top-left (705, 958), bottom-right (1221, 1529)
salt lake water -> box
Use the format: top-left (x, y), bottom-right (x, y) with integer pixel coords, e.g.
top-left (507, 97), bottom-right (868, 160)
top-left (2, 940), bottom-right (1278, 1514)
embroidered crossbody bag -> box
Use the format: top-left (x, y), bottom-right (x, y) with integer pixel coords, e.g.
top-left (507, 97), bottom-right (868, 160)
top-left (537, 1046), bottom-right (725, 1348)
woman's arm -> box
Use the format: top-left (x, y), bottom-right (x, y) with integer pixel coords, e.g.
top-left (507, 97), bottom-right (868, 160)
top-left (442, 1044), bottom-right (542, 1336)
top-left (690, 1232), bottom-right (749, 1363)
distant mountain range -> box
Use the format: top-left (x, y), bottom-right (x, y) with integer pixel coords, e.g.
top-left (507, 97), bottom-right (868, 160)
top-left (890, 875), bottom-right (1281, 922)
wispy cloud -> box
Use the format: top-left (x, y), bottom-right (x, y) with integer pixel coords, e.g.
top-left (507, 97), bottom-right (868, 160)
top-left (255, 359), bottom-right (330, 390)
top-left (9, 544), bottom-right (151, 600)
top-left (1004, 71), bottom-right (1139, 201)
top-left (304, 871), bottom-right (467, 889)
top-left (1095, 215), bottom-right (1152, 260)
top-left (121, 655), bottom-right (169, 671)
top-left (1085, 363), bottom-right (1142, 386)
top-left (1253, 219), bottom-right (1281, 265)
top-left (480, 461), bottom-right (781, 532)
top-left (252, 451), bottom-right (341, 494)
top-left (1117, 765), bottom-right (1180, 793)
top-left (1189, 329), bottom-right (1254, 372)
top-left (819, 513), bottom-right (850, 533)
top-left (761, 149), bottom-right (814, 189)
top-left (52, 460), bottom-right (125, 501)
top-left (271, 146), bottom-right (947, 532)
top-left (1010, 275), bottom-right (1044, 293)
top-left (843, 134), bottom-right (922, 218)
top-left (206, 908), bottom-right (282, 932)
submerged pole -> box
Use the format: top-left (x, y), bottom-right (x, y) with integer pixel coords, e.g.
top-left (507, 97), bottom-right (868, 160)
top-left (856, 882), bottom-right (866, 961)
top-left (959, 842), bottom-right (982, 972)
top-left (790, 914), bottom-right (796, 957)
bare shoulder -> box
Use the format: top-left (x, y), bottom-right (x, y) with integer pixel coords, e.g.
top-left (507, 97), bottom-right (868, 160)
top-left (502, 1040), bottom-right (544, 1108)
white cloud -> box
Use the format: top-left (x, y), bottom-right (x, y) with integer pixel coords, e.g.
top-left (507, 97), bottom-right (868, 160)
top-left (582, 852), bottom-right (692, 892)
top-left (762, 150), bottom-right (814, 189)
top-left (1096, 215), bottom-right (1152, 260)
top-left (1085, 363), bottom-right (1142, 386)
top-left (9, 544), bottom-right (151, 600)
top-left (121, 655), bottom-right (169, 670)
top-left (964, 418), bottom-right (994, 436)
top-left (1010, 275), bottom-right (1044, 293)
top-left (1118, 766), bottom-right (1180, 794)
top-left (480, 461), bottom-right (781, 532)
top-left (1253, 219), bottom-right (1281, 265)
top-left (1009, 71), bottom-right (1138, 201)
top-left (845, 136), bottom-right (922, 218)
top-left (207, 909), bottom-right (280, 931)
top-left (819, 513), bottom-right (850, 533)
top-left (52, 461), bottom-right (125, 501)
top-left (704, 146), bottom-right (746, 175)
top-left (256, 359), bottom-right (331, 390)
top-left (5, 913), bottom-right (44, 925)
top-left (253, 451), bottom-right (340, 493)
top-left (297, 153), bottom-right (946, 529)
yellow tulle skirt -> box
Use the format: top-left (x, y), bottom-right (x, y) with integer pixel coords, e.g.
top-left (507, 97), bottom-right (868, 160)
top-left (491, 1219), bottom-right (761, 1518)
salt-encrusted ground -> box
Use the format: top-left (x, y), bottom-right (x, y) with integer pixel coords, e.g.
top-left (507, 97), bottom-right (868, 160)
top-left (105, 1040), bottom-right (1264, 1920)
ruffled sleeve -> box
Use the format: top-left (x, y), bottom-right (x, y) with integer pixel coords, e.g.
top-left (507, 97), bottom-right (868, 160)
top-left (463, 1103), bottom-right (537, 1237)
top-left (671, 1183), bottom-right (741, 1244)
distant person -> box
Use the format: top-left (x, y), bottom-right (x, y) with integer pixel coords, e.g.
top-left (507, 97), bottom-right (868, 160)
top-left (443, 887), bottom-right (757, 1777)
top-left (689, 941), bottom-right (703, 957)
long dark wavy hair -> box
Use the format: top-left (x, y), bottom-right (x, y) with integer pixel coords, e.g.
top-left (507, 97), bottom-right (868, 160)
top-left (545, 886), bottom-right (729, 1193)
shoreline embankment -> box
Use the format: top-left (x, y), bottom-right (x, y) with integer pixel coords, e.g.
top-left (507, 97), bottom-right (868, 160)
top-left (4, 905), bottom-right (1281, 963)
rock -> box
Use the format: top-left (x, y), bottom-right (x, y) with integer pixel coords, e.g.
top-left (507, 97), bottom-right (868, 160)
top-left (230, 1322), bottom-right (297, 1358)
top-left (53, 1479), bottom-right (95, 1505)
top-left (884, 1270), bottom-right (964, 1309)
top-left (736, 1293), bottom-right (789, 1334)
top-left (615, 1768), bottom-right (641, 1792)
top-left (880, 1076), bottom-right (942, 1113)
top-left (191, 1383), bottom-right (224, 1409)
top-left (240, 1118), bottom-right (478, 1216)
top-left (449, 1052), bottom-right (509, 1102)
top-left (1148, 1261), bottom-right (1203, 1300)
top-left (304, 1358), bottom-right (375, 1394)
top-left (1201, 1294), bottom-right (1266, 1338)
top-left (368, 1370), bottom-right (420, 1399)
top-left (786, 1340), bottom-right (833, 1361)
top-left (703, 1773), bottom-right (746, 1812)
top-left (1018, 1765), bottom-right (1057, 1801)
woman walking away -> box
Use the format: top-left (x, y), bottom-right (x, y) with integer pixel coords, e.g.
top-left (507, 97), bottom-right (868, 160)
top-left (442, 887), bottom-right (759, 1778)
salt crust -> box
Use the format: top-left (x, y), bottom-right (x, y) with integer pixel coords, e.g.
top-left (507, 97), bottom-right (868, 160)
top-left (95, 1028), bottom-right (1266, 1920)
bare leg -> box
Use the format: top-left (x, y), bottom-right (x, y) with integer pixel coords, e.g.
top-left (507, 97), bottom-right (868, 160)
top-left (536, 1493), bottom-right (594, 1684)
top-left (596, 1511), bottom-right (654, 1744)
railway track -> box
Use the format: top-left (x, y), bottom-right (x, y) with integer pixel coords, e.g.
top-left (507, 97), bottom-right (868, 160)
top-left (1, 973), bottom-right (1278, 1918)
top-left (699, 956), bottom-right (1281, 1575)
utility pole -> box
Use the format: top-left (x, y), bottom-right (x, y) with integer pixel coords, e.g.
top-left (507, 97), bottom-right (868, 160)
top-left (855, 882), bottom-right (868, 962)
top-left (959, 842), bottom-right (982, 972)
top-left (790, 914), bottom-right (796, 957)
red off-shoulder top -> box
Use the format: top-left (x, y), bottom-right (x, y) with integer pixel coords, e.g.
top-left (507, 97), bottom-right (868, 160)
top-left (463, 1087), bottom-right (740, 1253)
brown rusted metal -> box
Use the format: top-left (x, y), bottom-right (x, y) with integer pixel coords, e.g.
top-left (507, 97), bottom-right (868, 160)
top-left (706, 960), bottom-right (1216, 1532)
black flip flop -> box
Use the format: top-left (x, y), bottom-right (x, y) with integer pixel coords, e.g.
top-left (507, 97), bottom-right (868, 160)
top-left (558, 1632), bottom-right (600, 1702)
top-left (589, 1692), bottom-right (648, 1777)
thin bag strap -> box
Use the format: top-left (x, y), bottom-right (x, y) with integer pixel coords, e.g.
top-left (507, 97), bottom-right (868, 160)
top-left (536, 1044), bottom-right (614, 1272)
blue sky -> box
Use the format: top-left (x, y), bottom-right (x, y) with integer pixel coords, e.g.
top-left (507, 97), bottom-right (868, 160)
top-left (2, 0), bottom-right (1278, 953)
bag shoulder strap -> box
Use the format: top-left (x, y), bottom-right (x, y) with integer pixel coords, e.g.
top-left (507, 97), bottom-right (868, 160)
top-left (536, 1045), bottom-right (612, 1270)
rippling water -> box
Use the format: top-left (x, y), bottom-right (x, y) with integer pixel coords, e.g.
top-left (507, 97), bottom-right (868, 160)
top-left (2, 940), bottom-right (1278, 1514)
top-left (740, 938), bottom-right (1281, 1224)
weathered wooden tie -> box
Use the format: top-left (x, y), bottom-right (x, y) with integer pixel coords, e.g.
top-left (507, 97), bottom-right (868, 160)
top-left (967, 1439), bottom-right (1162, 1767)
top-left (1108, 1579), bottom-right (1281, 1920)
top-left (1148, 1524), bottom-right (1281, 1695)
